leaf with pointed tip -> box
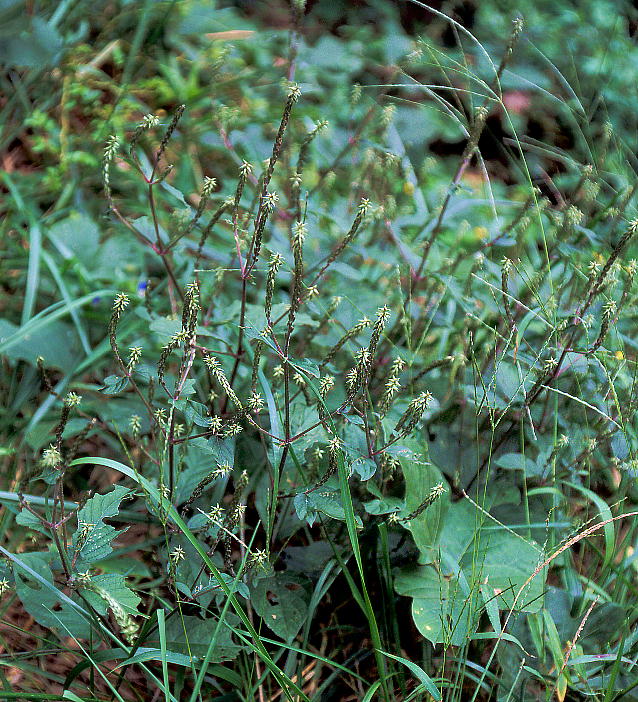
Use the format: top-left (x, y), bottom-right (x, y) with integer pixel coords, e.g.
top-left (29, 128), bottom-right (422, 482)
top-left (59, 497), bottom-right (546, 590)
top-left (72, 485), bottom-right (131, 565)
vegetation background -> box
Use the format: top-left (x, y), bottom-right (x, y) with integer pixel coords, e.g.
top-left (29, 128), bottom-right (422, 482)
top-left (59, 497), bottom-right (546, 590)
top-left (2, 0), bottom-right (638, 700)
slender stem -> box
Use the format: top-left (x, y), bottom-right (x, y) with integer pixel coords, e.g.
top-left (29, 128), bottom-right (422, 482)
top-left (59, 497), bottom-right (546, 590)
top-left (225, 277), bottom-right (248, 408)
top-left (148, 182), bottom-right (162, 250)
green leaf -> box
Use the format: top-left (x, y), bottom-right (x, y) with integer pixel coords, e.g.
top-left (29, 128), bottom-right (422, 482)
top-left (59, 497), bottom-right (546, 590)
top-left (293, 493), bottom-right (313, 524)
top-left (12, 551), bottom-right (90, 639)
top-left (80, 573), bottom-right (141, 618)
top-left (496, 452), bottom-right (542, 477)
top-left (0, 317), bottom-right (80, 372)
top-left (181, 400), bottom-right (211, 427)
top-left (145, 614), bottom-right (242, 662)
top-left (395, 562), bottom-right (478, 647)
top-left (48, 213), bottom-right (100, 269)
top-left (378, 649), bottom-right (441, 701)
top-left (363, 496), bottom-right (404, 515)
top-left (290, 358), bottom-right (320, 378)
top-left (400, 456), bottom-right (449, 556)
top-left (396, 497), bottom-right (545, 646)
top-left (16, 509), bottom-right (51, 536)
top-left (99, 375), bottom-right (130, 395)
top-left (250, 573), bottom-right (310, 642)
top-left (72, 485), bottom-right (131, 565)
top-left (294, 490), bottom-right (363, 527)
top-left (349, 455), bottom-right (377, 481)
top-left (0, 16), bottom-right (64, 67)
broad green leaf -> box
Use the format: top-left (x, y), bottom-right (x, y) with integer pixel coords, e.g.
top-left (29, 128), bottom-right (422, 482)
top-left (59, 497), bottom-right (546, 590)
top-left (294, 490), bottom-right (363, 527)
top-left (400, 456), bottom-right (449, 556)
top-left (48, 213), bottom-right (100, 269)
top-left (496, 453), bottom-right (542, 478)
top-left (250, 573), bottom-right (310, 642)
top-left (396, 497), bottom-right (545, 646)
top-left (363, 496), bottom-right (404, 515)
top-left (0, 317), bottom-right (80, 372)
top-left (16, 509), bottom-right (51, 536)
top-left (175, 436), bottom-right (234, 505)
top-left (80, 573), bottom-right (141, 618)
top-left (13, 552), bottom-right (90, 639)
top-left (145, 613), bottom-right (242, 662)
top-left (72, 485), bottom-right (131, 565)
top-left (395, 563), bottom-right (479, 647)
top-left (99, 375), bottom-right (130, 395)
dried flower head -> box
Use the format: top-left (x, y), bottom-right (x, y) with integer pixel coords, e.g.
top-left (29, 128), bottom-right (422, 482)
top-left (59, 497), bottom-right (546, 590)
top-left (293, 221), bottom-right (307, 251)
top-left (104, 135), bottom-right (119, 161)
top-left (127, 346), bottom-right (142, 370)
top-left (409, 391), bottom-right (433, 413)
top-left (319, 375), bottom-right (335, 397)
top-left (247, 393), bottom-right (265, 413)
top-left (223, 423), bottom-right (243, 438)
top-left (380, 104), bottom-right (396, 127)
top-left (358, 198), bottom-right (370, 216)
top-left (543, 357), bottom-right (558, 372)
top-left (213, 462), bottom-right (232, 479)
top-left (603, 300), bottom-right (617, 317)
top-left (76, 570), bottom-right (92, 586)
top-left (263, 190), bottom-right (279, 210)
top-left (328, 436), bottom-right (343, 455)
top-left (385, 375), bottom-right (401, 395)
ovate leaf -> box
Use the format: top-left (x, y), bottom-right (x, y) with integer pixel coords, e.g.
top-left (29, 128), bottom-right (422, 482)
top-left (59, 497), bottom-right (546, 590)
top-left (146, 613), bottom-right (242, 662)
top-left (13, 552), bottom-right (90, 639)
top-left (250, 573), bottom-right (310, 642)
top-left (400, 456), bottom-right (449, 557)
top-left (396, 497), bottom-right (545, 646)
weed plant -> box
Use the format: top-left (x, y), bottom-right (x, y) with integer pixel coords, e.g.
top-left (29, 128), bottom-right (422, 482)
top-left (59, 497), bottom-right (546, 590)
top-left (2, 2), bottom-right (638, 701)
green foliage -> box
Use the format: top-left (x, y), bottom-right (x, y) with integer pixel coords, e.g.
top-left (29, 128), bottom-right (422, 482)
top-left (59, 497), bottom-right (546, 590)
top-left (71, 485), bottom-right (131, 564)
top-left (2, 1), bottom-right (638, 701)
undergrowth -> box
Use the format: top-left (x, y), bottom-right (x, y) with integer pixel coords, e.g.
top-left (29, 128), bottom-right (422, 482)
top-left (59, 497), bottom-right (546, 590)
top-left (2, 1), bottom-right (638, 701)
